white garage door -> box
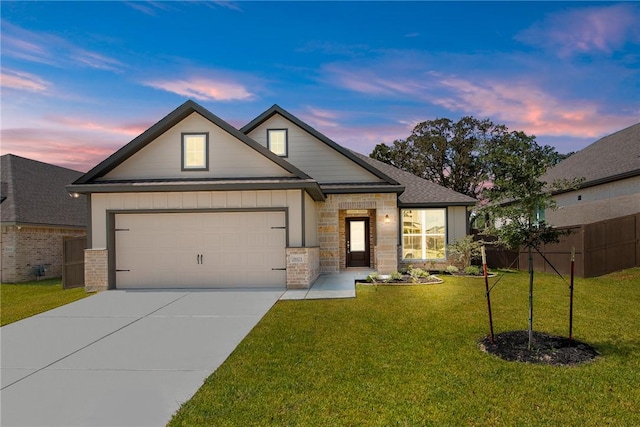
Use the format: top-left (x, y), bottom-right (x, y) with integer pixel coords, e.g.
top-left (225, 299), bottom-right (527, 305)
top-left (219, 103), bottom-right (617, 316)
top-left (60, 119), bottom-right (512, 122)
top-left (114, 211), bottom-right (286, 289)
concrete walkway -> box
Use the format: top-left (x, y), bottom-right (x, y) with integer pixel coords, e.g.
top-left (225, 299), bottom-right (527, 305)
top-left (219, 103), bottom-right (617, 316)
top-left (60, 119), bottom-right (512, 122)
top-left (280, 270), bottom-right (373, 300)
top-left (0, 289), bottom-right (283, 427)
top-left (0, 272), bottom-right (371, 426)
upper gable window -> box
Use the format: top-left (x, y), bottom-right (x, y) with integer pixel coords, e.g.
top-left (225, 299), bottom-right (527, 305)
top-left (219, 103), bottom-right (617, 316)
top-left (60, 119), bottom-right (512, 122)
top-left (267, 129), bottom-right (288, 157)
top-left (182, 133), bottom-right (209, 171)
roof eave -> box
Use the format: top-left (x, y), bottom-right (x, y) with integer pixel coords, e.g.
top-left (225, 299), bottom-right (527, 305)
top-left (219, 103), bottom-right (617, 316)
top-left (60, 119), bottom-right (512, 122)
top-left (550, 169), bottom-right (640, 196)
top-left (320, 184), bottom-right (405, 195)
top-left (67, 180), bottom-right (326, 201)
top-left (398, 201), bottom-right (476, 208)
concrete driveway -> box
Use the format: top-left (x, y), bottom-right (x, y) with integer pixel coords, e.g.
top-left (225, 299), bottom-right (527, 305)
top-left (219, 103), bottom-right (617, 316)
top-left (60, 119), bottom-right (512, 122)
top-left (1, 289), bottom-right (283, 427)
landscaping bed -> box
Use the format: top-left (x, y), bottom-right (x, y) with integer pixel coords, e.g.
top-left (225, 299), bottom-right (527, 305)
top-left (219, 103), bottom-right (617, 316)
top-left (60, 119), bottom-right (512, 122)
top-left (479, 330), bottom-right (599, 366)
top-left (363, 267), bottom-right (443, 285)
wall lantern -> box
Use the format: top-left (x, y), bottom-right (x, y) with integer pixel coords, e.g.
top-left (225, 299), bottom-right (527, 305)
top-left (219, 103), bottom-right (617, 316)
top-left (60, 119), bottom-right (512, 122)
top-left (68, 192), bottom-right (81, 199)
top-left (384, 214), bottom-right (391, 224)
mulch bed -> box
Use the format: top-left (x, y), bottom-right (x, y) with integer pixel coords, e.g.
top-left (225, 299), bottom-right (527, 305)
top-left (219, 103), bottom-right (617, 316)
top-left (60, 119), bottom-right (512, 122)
top-left (479, 330), bottom-right (599, 366)
top-left (362, 274), bottom-right (443, 285)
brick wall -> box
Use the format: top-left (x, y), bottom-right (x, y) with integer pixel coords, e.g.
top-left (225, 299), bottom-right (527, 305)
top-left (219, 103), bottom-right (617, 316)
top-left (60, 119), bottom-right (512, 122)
top-left (286, 247), bottom-right (320, 289)
top-left (316, 193), bottom-right (398, 274)
top-left (85, 249), bottom-right (108, 292)
top-left (1, 225), bottom-right (86, 283)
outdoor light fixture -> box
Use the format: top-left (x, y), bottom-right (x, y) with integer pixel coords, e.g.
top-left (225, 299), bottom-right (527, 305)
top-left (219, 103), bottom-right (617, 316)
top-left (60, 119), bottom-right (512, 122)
top-left (68, 192), bottom-right (81, 199)
top-left (384, 214), bottom-right (391, 223)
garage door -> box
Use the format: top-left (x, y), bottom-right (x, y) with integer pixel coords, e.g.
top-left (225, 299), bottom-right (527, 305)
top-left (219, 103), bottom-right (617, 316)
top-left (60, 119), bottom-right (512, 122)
top-left (114, 211), bottom-right (286, 289)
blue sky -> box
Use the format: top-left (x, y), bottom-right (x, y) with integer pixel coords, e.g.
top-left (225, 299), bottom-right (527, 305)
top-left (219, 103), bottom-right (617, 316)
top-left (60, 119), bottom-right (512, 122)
top-left (1, 1), bottom-right (639, 172)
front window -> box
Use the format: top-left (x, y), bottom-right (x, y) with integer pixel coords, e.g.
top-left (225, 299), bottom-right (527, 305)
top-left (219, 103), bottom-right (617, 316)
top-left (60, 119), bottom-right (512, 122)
top-left (267, 129), bottom-right (287, 157)
top-left (182, 133), bottom-right (208, 170)
top-left (402, 209), bottom-right (446, 260)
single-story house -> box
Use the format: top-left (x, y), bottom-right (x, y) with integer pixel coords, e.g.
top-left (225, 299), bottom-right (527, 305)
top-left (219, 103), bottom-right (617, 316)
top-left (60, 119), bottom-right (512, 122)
top-left (1, 154), bottom-right (87, 283)
top-left (543, 122), bottom-right (640, 228)
top-left (68, 101), bottom-right (476, 291)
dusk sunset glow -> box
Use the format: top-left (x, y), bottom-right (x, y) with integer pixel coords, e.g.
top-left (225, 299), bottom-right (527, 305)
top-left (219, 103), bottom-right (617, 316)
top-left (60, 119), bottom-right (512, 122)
top-left (2, 1), bottom-right (638, 172)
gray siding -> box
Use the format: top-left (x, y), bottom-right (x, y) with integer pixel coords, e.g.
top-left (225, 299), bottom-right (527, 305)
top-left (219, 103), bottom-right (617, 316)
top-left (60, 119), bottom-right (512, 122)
top-left (247, 115), bottom-right (385, 184)
top-left (103, 113), bottom-right (294, 180)
top-left (447, 206), bottom-right (468, 245)
top-left (547, 176), bottom-right (640, 227)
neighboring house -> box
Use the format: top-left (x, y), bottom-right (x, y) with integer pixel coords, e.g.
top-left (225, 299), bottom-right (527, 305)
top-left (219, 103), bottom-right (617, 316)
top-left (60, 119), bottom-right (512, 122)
top-left (0, 154), bottom-right (87, 283)
top-left (543, 122), bottom-right (640, 227)
top-left (69, 101), bottom-right (476, 291)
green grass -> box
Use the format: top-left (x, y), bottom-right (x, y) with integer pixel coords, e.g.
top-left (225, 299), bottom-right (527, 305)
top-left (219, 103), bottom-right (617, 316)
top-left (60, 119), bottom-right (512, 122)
top-left (1, 279), bottom-right (89, 326)
top-left (170, 268), bottom-right (640, 426)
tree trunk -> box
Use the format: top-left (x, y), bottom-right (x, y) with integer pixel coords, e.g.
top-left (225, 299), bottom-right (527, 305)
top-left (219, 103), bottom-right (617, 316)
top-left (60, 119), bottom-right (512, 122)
top-left (528, 245), bottom-right (534, 350)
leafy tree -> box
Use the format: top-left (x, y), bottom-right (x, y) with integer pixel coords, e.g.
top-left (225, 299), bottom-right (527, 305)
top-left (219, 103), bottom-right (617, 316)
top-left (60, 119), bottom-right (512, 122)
top-left (479, 131), bottom-right (582, 349)
top-left (370, 117), bottom-right (508, 199)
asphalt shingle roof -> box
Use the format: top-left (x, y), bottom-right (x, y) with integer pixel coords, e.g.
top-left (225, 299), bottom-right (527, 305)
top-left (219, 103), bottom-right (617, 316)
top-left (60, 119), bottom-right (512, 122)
top-left (1, 154), bottom-right (87, 227)
top-left (543, 122), bottom-right (640, 187)
top-left (351, 151), bottom-right (477, 206)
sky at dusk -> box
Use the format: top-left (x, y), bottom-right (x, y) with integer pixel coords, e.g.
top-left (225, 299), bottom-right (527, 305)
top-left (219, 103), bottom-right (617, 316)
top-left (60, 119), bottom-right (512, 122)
top-left (1, 1), bottom-right (639, 172)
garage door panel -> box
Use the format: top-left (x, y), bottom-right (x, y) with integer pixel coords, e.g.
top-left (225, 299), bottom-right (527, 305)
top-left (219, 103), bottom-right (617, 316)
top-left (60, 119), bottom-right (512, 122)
top-left (115, 212), bottom-right (286, 289)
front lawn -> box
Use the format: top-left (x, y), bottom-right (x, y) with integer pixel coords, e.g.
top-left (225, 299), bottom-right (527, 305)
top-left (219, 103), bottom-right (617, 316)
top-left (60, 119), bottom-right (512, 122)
top-left (1, 279), bottom-right (89, 326)
top-left (170, 268), bottom-right (640, 426)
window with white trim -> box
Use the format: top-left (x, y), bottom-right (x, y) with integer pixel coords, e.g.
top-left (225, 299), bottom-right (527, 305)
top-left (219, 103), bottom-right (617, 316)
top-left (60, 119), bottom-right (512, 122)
top-left (182, 133), bottom-right (209, 170)
top-left (401, 209), bottom-right (446, 260)
top-left (267, 129), bottom-right (287, 157)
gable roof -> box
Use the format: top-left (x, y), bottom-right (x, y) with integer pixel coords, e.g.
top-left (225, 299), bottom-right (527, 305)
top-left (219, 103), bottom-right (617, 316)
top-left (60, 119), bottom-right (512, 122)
top-left (1, 154), bottom-right (86, 228)
top-left (241, 104), bottom-right (401, 186)
top-left (350, 151), bottom-right (477, 207)
top-left (543, 122), bottom-right (640, 190)
top-left (74, 100), bottom-right (313, 184)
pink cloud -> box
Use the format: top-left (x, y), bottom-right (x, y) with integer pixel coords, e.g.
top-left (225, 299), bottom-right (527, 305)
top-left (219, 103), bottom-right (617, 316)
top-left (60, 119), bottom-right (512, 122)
top-left (144, 77), bottom-right (254, 101)
top-left (326, 65), bottom-right (425, 97)
top-left (1, 20), bottom-right (123, 71)
top-left (0, 69), bottom-right (50, 93)
top-left (431, 76), bottom-right (639, 139)
top-left (299, 107), bottom-right (342, 128)
top-left (516, 4), bottom-right (640, 57)
top-left (0, 128), bottom-right (124, 172)
top-left (45, 115), bottom-right (151, 137)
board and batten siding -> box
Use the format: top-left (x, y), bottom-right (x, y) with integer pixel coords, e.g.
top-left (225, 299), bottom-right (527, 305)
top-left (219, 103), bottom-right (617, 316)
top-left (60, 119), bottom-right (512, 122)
top-left (102, 113), bottom-right (294, 180)
top-left (247, 115), bottom-right (385, 184)
top-left (89, 190), bottom-right (306, 249)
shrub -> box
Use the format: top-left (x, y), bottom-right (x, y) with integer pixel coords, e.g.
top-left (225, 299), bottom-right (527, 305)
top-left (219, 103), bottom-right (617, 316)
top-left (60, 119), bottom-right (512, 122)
top-left (446, 265), bottom-right (460, 274)
top-left (390, 271), bottom-right (403, 281)
top-left (464, 265), bottom-right (482, 276)
top-left (366, 273), bottom-right (379, 283)
top-left (409, 267), bottom-right (429, 283)
top-left (447, 236), bottom-right (484, 268)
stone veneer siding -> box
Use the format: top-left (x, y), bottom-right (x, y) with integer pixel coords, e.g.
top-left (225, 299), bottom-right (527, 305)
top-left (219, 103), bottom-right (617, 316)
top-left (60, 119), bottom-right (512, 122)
top-left (286, 247), bottom-right (320, 289)
top-left (84, 249), bottom-right (108, 292)
top-left (1, 225), bottom-right (86, 283)
top-left (316, 193), bottom-right (398, 274)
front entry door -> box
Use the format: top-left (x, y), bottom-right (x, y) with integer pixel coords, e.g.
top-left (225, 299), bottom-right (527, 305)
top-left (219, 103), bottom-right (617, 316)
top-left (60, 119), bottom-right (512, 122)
top-left (346, 218), bottom-right (370, 268)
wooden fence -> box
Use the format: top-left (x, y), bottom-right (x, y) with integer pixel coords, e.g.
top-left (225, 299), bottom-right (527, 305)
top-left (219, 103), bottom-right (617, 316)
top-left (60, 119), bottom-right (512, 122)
top-left (63, 236), bottom-right (87, 289)
top-left (479, 213), bottom-right (640, 278)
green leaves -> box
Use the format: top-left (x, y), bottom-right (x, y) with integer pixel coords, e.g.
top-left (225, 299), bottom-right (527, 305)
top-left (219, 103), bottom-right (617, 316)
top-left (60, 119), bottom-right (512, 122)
top-left (371, 116), bottom-right (508, 198)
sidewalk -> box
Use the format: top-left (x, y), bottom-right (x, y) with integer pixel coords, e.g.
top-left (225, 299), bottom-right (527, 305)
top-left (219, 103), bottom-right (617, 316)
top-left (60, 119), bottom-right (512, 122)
top-left (280, 270), bottom-right (373, 300)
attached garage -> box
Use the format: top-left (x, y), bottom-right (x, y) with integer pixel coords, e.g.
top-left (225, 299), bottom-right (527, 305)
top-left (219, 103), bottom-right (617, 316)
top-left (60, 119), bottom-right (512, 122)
top-left (114, 211), bottom-right (286, 289)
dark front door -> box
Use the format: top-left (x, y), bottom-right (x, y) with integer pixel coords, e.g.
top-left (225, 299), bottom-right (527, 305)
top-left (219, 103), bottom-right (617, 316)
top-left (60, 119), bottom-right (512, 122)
top-left (346, 218), bottom-right (370, 268)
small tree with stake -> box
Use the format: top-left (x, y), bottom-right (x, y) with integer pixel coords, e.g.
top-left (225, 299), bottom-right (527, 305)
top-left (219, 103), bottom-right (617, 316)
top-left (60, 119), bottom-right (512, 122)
top-left (479, 131), bottom-right (581, 350)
